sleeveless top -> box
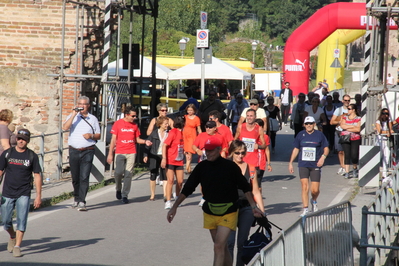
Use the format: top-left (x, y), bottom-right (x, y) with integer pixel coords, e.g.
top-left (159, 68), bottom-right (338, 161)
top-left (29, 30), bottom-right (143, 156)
top-left (239, 123), bottom-right (260, 167)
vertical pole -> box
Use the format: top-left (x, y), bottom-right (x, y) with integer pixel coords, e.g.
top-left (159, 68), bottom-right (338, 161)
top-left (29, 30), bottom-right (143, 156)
top-left (102, 0), bottom-right (111, 139)
top-left (58, 0), bottom-right (67, 181)
top-left (151, 0), bottom-right (159, 118)
top-left (360, 206), bottom-right (369, 265)
top-left (201, 47), bottom-right (205, 101)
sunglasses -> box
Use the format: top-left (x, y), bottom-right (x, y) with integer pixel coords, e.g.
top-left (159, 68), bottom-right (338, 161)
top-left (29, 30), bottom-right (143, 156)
top-left (343, 100), bottom-right (350, 102)
top-left (209, 118), bottom-right (214, 121)
top-left (382, 112), bottom-right (389, 115)
top-left (160, 109), bottom-right (167, 112)
top-left (16, 137), bottom-right (26, 141)
top-left (304, 122), bottom-right (314, 125)
top-left (347, 108), bottom-right (353, 110)
top-left (131, 115), bottom-right (137, 118)
top-left (250, 103), bottom-right (258, 106)
top-left (205, 125), bottom-right (215, 129)
top-left (18, 130), bottom-right (30, 136)
top-left (234, 151), bottom-right (246, 155)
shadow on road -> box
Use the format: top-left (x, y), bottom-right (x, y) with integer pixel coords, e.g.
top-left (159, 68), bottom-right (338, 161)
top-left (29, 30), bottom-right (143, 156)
top-left (265, 202), bottom-right (303, 215)
top-left (262, 174), bottom-right (296, 182)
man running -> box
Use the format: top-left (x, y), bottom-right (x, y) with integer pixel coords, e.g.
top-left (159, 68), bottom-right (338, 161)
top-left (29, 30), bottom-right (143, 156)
top-left (288, 116), bottom-right (329, 217)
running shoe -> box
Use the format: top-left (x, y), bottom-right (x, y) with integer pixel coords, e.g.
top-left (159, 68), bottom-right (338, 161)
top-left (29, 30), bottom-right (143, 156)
top-left (198, 198), bottom-right (205, 207)
top-left (12, 247), bottom-right (22, 257)
top-left (71, 201), bottom-right (78, 209)
top-left (353, 169), bottom-right (358, 178)
top-left (344, 172), bottom-right (349, 179)
top-left (165, 201), bottom-right (172, 209)
top-left (122, 197), bottom-right (129, 204)
top-left (77, 202), bottom-right (87, 211)
top-left (312, 201), bottom-right (318, 212)
top-left (7, 238), bottom-right (16, 253)
top-left (300, 209), bottom-right (308, 217)
top-left (337, 168), bottom-right (344, 175)
top-left (159, 180), bottom-right (163, 186)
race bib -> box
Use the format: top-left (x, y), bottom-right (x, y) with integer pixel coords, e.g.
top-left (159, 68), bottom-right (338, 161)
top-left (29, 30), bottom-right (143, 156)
top-left (200, 148), bottom-right (207, 162)
top-left (175, 144), bottom-right (184, 161)
top-left (242, 137), bottom-right (256, 152)
top-left (302, 147), bottom-right (316, 161)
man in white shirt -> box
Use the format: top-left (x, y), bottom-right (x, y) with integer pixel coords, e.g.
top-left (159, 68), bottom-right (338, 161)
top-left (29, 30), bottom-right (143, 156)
top-left (387, 73), bottom-right (395, 85)
top-left (236, 99), bottom-right (268, 132)
top-left (279, 82), bottom-right (293, 126)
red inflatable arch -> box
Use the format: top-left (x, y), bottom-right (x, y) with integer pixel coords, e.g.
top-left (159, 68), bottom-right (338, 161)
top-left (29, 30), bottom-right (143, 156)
top-left (283, 2), bottom-right (397, 95)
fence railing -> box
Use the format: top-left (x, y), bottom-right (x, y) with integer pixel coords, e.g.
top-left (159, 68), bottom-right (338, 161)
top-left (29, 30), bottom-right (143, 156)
top-left (248, 201), bottom-right (354, 266)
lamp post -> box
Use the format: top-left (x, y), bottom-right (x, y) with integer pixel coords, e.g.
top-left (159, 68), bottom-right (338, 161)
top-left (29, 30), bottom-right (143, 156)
top-left (179, 38), bottom-right (187, 59)
top-left (251, 41), bottom-right (258, 65)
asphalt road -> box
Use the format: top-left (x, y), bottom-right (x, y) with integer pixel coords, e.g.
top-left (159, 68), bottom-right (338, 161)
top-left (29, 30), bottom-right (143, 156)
top-left (0, 126), bottom-right (356, 266)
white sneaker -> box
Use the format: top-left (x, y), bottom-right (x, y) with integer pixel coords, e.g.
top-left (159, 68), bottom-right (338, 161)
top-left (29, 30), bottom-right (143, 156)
top-left (311, 201), bottom-right (318, 212)
top-left (155, 175), bottom-right (160, 185)
top-left (159, 180), bottom-right (163, 186)
top-left (344, 172), bottom-right (349, 179)
top-left (173, 192), bottom-right (177, 201)
top-left (198, 198), bottom-right (205, 207)
top-left (300, 209), bottom-right (308, 217)
top-left (165, 201), bottom-right (172, 209)
top-left (337, 168), bottom-right (344, 175)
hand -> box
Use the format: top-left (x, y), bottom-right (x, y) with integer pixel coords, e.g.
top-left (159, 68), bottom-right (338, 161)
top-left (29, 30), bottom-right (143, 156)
top-left (288, 163), bottom-right (294, 174)
top-left (106, 154), bottom-right (113, 165)
top-left (33, 197), bottom-right (41, 209)
top-left (167, 207), bottom-right (177, 223)
top-left (145, 140), bottom-right (152, 146)
top-left (143, 157), bottom-right (148, 163)
top-left (161, 158), bottom-right (166, 169)
top-left (267, 164), bottom-right (272, 172)
top-left (252, 207), bottom-right (264, 218)
top-left (83, 133), bottom-right (92, 140)
top-left (317, 157), bottom-right (325, 167)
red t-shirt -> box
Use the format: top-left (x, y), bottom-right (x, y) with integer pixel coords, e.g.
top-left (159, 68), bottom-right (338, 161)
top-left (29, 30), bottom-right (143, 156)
top-left (258, 134), bottom-right (270, 170)
top-left (164, 128), bottom-right (184, 166)
top-left (110, 119), bottom-right (140, 154)
top-left (217, 124), bottom-right (234, 143)
top-left (193, 132), bottom-right (228, 162)
top-left (238, 123), bottom-right (261, 167)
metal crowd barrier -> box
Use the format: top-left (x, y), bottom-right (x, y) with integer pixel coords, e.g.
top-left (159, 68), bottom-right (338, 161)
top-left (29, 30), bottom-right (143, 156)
top-left (248, 201), bottom-right (354, 266)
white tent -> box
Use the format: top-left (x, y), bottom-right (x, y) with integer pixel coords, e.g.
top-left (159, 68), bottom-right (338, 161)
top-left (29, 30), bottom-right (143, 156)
top-left (108, 57), bottom-right (172, 79)
top-left (168, 56), bottom-right (251, 81)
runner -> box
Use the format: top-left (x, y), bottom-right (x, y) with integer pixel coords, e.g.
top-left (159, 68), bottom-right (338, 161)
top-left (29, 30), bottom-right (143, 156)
top-left (288, 116), bottom-right (329, 217)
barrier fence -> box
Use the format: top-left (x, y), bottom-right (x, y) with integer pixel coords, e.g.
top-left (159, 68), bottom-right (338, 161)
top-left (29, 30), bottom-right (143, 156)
top-left (248, 201), bottom-right (354, 266)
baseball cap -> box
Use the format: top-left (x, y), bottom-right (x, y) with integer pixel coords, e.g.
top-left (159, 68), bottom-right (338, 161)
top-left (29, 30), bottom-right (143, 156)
top-left (249, 99), bottom-right (258, 105)
top-left (304, 116), bottom-right (316, 124)
top-left (204, 136), bottom-right (222, 150)
top-left (16, 128), bottom-right (31, 142)
top-left (205, 121), bottom-right (217, 128)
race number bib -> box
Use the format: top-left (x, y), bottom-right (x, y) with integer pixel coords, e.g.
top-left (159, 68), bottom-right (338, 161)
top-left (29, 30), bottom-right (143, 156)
top-left (242, 137), bottom-right (256, 152)
top-left (200, 148), bottom-right (207, 162)
top-left (175, 144), bottom-right (184, 161)
top-left (302, 147), bottom-right (316, 161)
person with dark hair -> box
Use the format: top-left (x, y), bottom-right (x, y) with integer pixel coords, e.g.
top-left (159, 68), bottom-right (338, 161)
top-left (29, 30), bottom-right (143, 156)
top-left (322, 95), bottom-right (337, 151)
top-left (291, 93), bottom-right (306, 137)
top-left (179, 89), bottom-right (200, 111)
top-left (227, 93), bottom-right (248, 136)
top-left (144, 116), bottom-right (169, 201)
top-left (279, 81), bottom-right (293, 126)
top-left (340, 104), bottom-right (361, 179)
top-left (107, 107), bottom-right (151, 204)
top-left (209, 110), bottom-right (233, 150)
top-left (183, 104), bottom-right (201, 174)
top-left (305, 92), bottom-right (315, 106)
top-left (264, 96), bottom-right (282, 153)
top-left (161, 116), bottom-right (185, 210)
top-left (0, 109), bottom-right (16, 156)
top-left (167, 136), bottom-right (263, 266)
top-left (254, 119), bottom-right (272, 186)
top-left (332, 91), bottom-right (343, 108)
top-left (198, 90), bottom-right (225, 132)
top-left (63, 96), bottom-right (101, 211)
top-left (227, 140), bottom-right (265, 266)
top-left (375, 108), bottom-right (393, 179)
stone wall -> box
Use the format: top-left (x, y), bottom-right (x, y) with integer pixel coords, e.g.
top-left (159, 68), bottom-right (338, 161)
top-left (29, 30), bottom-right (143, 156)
top-left (0, 0), bottom-right (105, 178)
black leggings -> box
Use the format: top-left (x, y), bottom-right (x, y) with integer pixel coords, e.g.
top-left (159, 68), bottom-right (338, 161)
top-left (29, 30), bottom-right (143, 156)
top-left (270, 131), bottom-right (277, 148)
top-left (341, 139), bottom-right (361, 165)
top-left (281, 105), bottom-right (290, 124)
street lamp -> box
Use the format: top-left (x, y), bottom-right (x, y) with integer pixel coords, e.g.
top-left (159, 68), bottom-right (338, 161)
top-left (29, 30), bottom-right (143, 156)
top-left (179, 38), bottom-right (187, 58)
top-left (251, 41), bottom-right (258, 64)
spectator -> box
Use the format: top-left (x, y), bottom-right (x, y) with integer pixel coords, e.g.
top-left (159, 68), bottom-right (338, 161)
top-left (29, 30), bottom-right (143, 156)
top-left (217, 80), bottom-right (230, 100)
top-left (375, 108), bottom-right (393, 179)
top-left (279, 81), bottom-right (293, 126)
top-left (387, 73), bottom-right (395, 85)
top-left (322, 95), bottom-right (337, 151)
top-left (0, 109), bottom-right (16, 156)
top-left (291, 93), bottom-right (306, 137)
top-left (227, 93), bottom-right (248, 136)
top-left (198, 90), bottom-right (225, 132)
top-left (303, 97), bottom-right (326, 131)
top-left (147, 103), bottom-right (174, 136)
top-left (332, 91), bottom-right (343, 108)
top-left (179, 89), bottom-right (199, 111)
top-left (391, 54), bottom-right (396, 67)
top-left (312, 81), bottom-right (327, 99)
top-left (322, 79), bottom-right (329, 90)
top-left (305, 92), bottom-right (316, 106)
top-left (340, 104), bottom-right (361, 179)
top-left (264, 96), bottom-right (282, 153)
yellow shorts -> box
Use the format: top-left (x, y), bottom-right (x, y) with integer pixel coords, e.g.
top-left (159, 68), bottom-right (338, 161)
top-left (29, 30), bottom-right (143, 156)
top-left (203, 211), bottom-right (238, 231)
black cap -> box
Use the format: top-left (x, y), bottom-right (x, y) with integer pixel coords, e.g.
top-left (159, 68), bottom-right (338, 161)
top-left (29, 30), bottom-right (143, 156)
top-left (16, 128), bottom-right (31, 142)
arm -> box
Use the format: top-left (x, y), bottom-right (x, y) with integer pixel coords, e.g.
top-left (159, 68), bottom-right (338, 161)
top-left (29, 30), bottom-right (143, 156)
top-left (243, 191), bottom-right (264, 218)
top-left (62, 110), bottom-right (78, 131)
top-left (0, 139), bottom-right (10, 151)
top-left (33, 173), bottom-right (42, 209)
top-left (375, 122), bottom-right (382, 134)
top-left (262, 117), bottom-right (268, 133)
top-left (147, 118), bottom-right (155, 136)
top-left (161, 143), bottom-right (168, 169)
top-left (197, 125), bottom-right (202, 134)
top-left (288, 147), bottom-right (299, 173)
top-left (250, 172), bottom-right (265, 212)
top-left (316, 147), bottom-right (329, 167)
top-left (236, 116), bottom-right (245, 136)
top-left (257, 127), bottom-right (266, 149)
top-left (106, 134), bottom-right (117, 164)
top-left (330, 114), bottom-right (340, 126)
top-left (265, 146), bottom-right (272, 172)
top-left (341, 119), bottom-right (361, 132)
top-left (192, 144), bottom-right (203, 157)
top-left (320, 113), bottom-right (327, 125)
top-left (167, 193), bottom-right (187, 223)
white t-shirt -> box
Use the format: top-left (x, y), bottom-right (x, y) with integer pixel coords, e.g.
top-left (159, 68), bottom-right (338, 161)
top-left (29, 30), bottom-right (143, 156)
top-left (333, 106), bottom-right (348, 131)
top-left (387, 76), bottom-right (395, 85)
top-left (304, 105), bottom-right (323, 124)
top-left (376, 119), bottom-right (391, 131)
top-left (240, 107), bottom-right (267, 119)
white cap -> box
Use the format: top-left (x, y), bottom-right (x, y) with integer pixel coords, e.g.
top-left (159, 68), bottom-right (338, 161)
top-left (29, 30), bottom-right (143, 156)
top-left (304, 116), bottom-right (316, 123)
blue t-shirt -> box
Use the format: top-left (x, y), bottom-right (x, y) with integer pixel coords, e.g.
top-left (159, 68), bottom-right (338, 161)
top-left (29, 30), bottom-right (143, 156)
top-left (293, 130), bottom-right (328, 168)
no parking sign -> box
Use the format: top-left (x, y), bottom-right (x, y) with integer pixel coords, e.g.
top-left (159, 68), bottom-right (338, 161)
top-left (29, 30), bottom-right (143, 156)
top-left (197, 29), bottom-right (209, 48)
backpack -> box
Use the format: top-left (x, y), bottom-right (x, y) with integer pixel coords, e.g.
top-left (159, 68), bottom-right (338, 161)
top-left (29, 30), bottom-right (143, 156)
top-left (241, 225), bottom-right (272, 264)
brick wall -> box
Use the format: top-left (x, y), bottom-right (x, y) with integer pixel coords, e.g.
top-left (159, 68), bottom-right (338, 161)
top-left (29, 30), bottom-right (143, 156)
top-left (0, 0), bottom-right (105, 178)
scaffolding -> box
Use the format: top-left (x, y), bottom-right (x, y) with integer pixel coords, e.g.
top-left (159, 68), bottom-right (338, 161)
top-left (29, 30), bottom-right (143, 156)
top-left (48, 0), bottom-right (159, 179)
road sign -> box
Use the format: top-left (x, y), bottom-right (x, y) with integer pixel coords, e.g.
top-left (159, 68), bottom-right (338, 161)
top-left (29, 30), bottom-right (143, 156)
top-left (200, 11), bottom-right (207, 29)
top-left (333, 49), bottom-right (340, 58)
top-left (330, 58), bottom-right (342, 68)
top-left (196, 29), bottom-right (209, 48)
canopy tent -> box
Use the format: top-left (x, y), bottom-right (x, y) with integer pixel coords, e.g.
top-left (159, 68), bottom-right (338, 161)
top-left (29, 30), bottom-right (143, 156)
top-left (108, 57), bottom-right (172, 79)
top-left (168, 56), bottom-right (251, 81)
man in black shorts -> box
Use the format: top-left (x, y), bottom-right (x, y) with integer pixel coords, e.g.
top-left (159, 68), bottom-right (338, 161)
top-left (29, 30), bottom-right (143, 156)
top-left (288, 116), bottom-right (329, 217)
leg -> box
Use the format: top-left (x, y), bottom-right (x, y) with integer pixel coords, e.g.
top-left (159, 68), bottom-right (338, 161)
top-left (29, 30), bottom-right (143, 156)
top-left (175, 169), bottom-right (184, 197)
top-left (300, 178), bottom-right (310, 208)
top-left (14, 195), bottom-right (30, 247)
top-left (210, 226), bottom-right (234, 266)
top-left (79, 149), bottom-right (95, 203)
top-left (270, 131), bottom-right (277, 149)
top-left (341, 143), bottom-right (351, 173)
top-left (165, 168), bottom-right (174, 201)
top-left (310, 182), bottom-right (320, 202)
top-left (114, 154), bottom-right (126, 194)
top-left (185, 152), bottom-right (192, 173)
top-left (235, 207), bottom-right (255, 266)
top-left (2, 197), bottom-right (17, 247)
top-left (122, 153), bottom-right (136, 198)
top-left (149, 171), bottom-right (157, 200)
top-left (68, 148), bottom-right (81, 202)
top-left (351, 139), bottom-right (361, 168)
